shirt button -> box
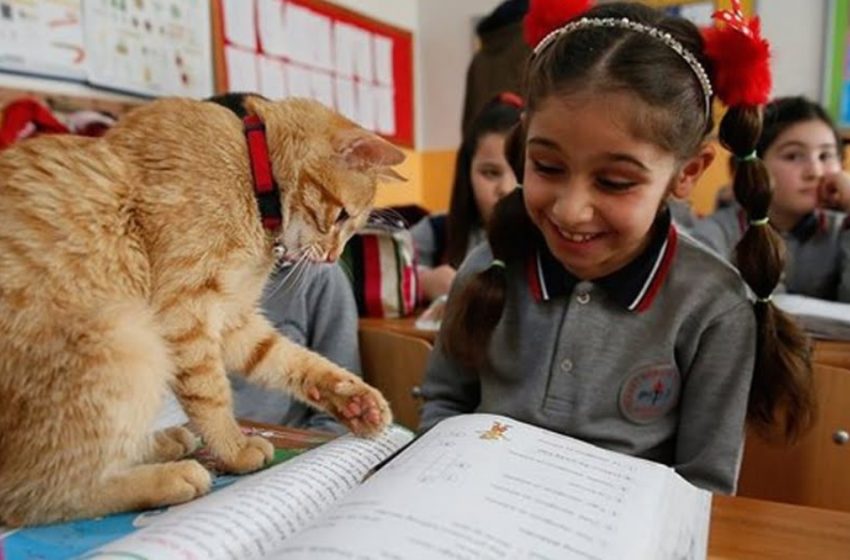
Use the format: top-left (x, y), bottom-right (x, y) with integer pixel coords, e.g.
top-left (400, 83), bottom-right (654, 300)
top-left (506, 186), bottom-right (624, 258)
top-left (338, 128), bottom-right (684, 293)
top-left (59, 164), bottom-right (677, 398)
top-left (576, 292), bottom-right (590, 304)
top-left (560, 358), bottom-right (573, 372)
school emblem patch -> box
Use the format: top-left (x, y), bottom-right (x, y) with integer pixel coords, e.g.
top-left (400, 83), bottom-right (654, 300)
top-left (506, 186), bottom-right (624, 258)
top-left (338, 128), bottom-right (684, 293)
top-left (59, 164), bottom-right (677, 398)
top-left (618, 365), bottom-right (680, 424)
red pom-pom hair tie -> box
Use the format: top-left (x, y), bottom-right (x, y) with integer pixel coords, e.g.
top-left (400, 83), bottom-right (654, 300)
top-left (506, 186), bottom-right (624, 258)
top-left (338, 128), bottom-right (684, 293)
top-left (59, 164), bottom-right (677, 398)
top-left (701, 0), bottom-right (771, 107)
top-left (523, 0), bottom-right (594, 51)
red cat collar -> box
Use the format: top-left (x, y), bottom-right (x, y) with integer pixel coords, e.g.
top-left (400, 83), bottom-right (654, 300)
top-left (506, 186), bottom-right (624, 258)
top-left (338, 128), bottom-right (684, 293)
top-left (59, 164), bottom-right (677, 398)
top-left (243, 115), bottom-right (282, 230)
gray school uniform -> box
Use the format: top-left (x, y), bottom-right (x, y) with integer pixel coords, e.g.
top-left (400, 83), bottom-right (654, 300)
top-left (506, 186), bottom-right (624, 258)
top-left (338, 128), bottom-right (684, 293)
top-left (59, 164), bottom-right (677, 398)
top-left (230, 262), bottom-right (361, 434)
top-left (668, 197), bottom-right (697, 231)
top-left (410, 213), bottom-right (486, 267)
top-left (692, 205), bottom-right (850, 302)
top-left (420, 211), bottom-right (756, 494)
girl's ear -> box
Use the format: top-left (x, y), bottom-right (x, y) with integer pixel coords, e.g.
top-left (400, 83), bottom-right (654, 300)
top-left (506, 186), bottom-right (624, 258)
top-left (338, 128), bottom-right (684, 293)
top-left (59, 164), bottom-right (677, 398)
top-left (671, 143), bottom-right (716, 199)
top-left (333, 129), bottom-right (406, 171)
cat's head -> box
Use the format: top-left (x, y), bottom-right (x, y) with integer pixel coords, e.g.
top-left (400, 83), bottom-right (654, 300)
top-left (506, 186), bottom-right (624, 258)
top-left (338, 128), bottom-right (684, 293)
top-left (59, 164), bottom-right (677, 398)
top-left (239, 95), bottom-right (405, 263)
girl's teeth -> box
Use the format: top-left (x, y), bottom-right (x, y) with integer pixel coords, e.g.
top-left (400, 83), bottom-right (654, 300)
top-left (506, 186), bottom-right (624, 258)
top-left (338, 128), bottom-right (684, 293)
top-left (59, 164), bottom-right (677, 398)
top-left (559, 230), bottom-right (597, 242)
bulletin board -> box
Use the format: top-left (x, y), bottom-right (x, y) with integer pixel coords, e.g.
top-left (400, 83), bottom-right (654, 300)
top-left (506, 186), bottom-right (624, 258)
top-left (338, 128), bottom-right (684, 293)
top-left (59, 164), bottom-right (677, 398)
top-left (212, 0), bottom-right (414, 147)
top-left (0, 0), bottom-right (86, 81)
top-left (0, 0), bottom-right (215, 99)
top-left (83, 0), bottom-right (214, 98)
top-left (824, 0), bottom-right (850, 132)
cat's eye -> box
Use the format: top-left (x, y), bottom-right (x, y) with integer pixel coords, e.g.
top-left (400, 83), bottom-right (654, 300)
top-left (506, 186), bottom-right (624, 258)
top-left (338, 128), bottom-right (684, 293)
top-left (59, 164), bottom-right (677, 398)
top-left (336, 208), bottom-right (350, 224)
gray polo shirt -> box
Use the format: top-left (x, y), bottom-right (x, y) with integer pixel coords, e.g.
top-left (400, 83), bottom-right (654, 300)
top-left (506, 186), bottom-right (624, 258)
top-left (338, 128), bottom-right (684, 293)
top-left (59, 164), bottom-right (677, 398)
top-left (420, 213), bottom-right (756, 494)
top-left (410, 213), bottom-right (486, 268)
top-left (692, 205), bottom-right (850, 302)
top-left (230, 262), bottom-right (361, 434)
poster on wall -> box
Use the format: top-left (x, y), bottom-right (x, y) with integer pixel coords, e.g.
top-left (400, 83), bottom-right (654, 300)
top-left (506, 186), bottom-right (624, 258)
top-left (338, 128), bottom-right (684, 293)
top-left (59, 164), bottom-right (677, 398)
top-left (824, 0), bottom-right (850, 130)
top-left (83, 0), bottom-right (214, 98)
top-left (214, 0), bottom-right (414, 147)
top-left (645, 0), bottom-right (754, 27)
top-left (0, 0), bottom-right (86, 80)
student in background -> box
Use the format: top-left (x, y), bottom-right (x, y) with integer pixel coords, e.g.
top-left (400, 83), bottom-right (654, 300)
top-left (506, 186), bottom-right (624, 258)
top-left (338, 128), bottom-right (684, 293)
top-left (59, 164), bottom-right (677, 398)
top-left (419, 1), bottom-right (814, 494)
top-left (411, 93), bottom-right (522, 302)
top-left (693, 96), bottom-right (850, 302)
top-left (230, 262), bottom-right (362, 434)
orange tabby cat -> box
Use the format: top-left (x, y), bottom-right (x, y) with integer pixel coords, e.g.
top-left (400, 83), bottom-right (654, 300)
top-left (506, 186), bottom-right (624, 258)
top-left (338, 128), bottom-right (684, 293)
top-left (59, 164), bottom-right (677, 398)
top-left (0, 95), bottom-right (403, 526)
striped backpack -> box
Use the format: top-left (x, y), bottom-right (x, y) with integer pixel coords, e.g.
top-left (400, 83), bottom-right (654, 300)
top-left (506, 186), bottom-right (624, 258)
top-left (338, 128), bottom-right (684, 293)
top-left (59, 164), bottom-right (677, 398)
top-left (340, 224), bottom-right (420, 318)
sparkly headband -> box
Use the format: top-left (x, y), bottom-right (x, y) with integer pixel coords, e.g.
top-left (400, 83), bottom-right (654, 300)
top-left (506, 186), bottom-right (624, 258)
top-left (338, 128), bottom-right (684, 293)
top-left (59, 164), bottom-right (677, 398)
top-left (533, 17), bottom-right (714, 119)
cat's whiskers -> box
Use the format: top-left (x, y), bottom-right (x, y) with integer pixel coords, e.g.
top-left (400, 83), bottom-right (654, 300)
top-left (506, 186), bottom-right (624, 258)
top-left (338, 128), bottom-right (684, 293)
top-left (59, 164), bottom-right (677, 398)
top-left (269, 248), bottom-right (311, 299)
top-left (283, 251), bottom-right (314, 293)
top-left (367, 207), bottom-right (408, 231)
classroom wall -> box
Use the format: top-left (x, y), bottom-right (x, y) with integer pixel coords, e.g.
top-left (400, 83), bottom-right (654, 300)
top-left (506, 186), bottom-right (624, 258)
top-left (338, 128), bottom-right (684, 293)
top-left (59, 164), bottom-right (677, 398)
top-left (760, 0), bottom-right (826, 101)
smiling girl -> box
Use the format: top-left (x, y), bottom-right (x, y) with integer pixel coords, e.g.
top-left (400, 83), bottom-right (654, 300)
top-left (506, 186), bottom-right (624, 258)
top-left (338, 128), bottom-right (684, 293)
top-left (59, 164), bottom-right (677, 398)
top-left (418, 1), bottom-right (814, 494)
top-left (694, 96), bottom-right (850, 302)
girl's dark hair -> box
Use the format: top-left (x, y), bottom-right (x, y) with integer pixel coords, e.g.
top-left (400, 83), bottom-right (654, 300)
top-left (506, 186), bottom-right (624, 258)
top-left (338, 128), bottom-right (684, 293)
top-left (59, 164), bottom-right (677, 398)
top-left (757, 95), bottom-right (843, 156)
top-left (720, 105), bottom-right (815, 441)
top-left (443, 1), bottom-right (814, 442)
top-left (444, 94), bottom-right (522, 268)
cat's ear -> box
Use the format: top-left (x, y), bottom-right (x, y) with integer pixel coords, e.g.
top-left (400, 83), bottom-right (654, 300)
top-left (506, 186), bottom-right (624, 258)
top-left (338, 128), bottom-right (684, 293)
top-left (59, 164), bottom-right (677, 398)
top-left (334, 129), bottom-right (406, 179)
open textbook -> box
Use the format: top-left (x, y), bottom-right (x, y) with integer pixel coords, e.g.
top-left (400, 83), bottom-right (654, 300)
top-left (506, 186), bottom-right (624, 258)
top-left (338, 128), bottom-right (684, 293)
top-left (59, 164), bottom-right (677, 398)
top-left (773, 294), bottom-right (850, 341)
top-left (6, 414), bottom-right (711, 560)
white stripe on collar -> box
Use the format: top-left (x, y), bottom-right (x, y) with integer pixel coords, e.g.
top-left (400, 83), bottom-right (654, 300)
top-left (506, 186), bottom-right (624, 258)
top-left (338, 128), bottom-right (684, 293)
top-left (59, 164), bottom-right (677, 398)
top-left (627, 236), bottom-right (669, 311)
top-left (536, 252), bottom-right (550, 301)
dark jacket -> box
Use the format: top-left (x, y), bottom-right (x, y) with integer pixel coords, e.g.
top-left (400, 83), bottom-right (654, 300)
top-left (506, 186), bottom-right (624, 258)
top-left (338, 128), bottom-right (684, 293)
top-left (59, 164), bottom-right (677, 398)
top-left (461, 0), bottom-right (531, 137)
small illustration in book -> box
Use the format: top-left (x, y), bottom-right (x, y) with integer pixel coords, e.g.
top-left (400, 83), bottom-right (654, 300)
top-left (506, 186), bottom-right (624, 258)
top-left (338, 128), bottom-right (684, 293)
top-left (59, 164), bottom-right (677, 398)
top-left (479, 421), bottom-right (511, 441)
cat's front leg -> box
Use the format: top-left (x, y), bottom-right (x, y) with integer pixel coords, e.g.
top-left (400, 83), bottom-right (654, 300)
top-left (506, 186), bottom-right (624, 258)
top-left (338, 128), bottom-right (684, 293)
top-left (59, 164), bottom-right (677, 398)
top-left (223, 312), bottom-right (392, 436)
top-left (164, 313), bottom-right (274, 474)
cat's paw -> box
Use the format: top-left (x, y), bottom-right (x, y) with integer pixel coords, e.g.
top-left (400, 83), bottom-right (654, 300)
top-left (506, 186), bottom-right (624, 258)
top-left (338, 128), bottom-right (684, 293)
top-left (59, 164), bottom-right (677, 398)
top-left (307, 375), bottom-right (393, 437)
top-left (149, 426), bottom-right (200, 462)
top-left (156, 459), bottom-right (212, 504)
top-left (216, 435), bottom-right (274, 474)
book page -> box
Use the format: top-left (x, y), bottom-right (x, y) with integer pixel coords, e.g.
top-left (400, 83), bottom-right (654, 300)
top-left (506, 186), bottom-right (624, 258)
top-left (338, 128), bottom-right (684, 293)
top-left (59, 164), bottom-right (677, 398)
top-left (85, 426), bottom-right (412, 560)
top-left (273, 414), bottom-right (711, 560)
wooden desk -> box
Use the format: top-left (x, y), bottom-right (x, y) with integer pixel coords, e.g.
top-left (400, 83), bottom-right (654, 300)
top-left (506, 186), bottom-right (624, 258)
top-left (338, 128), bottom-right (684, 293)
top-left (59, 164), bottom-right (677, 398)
top-left (709, 495), bottom-right (850, 559)
top-left (814, 339), bottom-right (850, 370)
top-left (358, 316), bottom-right (437, 343)
top-left (357, 325), bottom-right (850, 367)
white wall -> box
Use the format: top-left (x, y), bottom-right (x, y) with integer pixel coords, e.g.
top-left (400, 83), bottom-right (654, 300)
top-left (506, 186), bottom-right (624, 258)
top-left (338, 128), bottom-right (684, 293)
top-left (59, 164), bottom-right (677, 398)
top-left (758, 0), bottom-right (826, 101)
top-left (416, 0), bottom-right (504, 149)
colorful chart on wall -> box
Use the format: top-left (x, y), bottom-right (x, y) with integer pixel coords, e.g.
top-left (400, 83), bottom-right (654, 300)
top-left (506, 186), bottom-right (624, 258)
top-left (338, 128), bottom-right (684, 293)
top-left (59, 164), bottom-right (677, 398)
top-left (825, 0), bottom-right (850, 130)
top-left (213, 0), bottom-right (414, 147)
top-left (83, 0), bottom-right (214, 98)
top-left (0, 0), bottom-right (86, 80)
top-left (643, 0), bottom-right (754, 26)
